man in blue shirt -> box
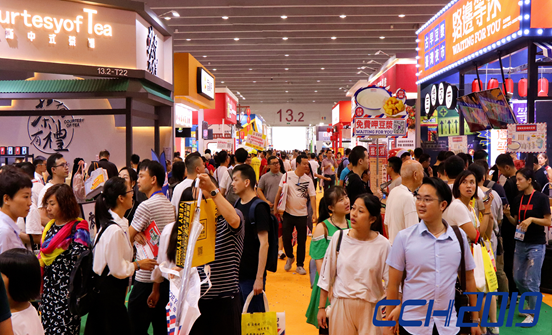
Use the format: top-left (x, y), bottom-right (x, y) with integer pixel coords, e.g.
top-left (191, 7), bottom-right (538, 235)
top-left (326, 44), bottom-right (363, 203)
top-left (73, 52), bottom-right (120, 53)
top-left (0, 167), bottom-right (31, 254)
top-left (386, 177), bottom-right (481, 335)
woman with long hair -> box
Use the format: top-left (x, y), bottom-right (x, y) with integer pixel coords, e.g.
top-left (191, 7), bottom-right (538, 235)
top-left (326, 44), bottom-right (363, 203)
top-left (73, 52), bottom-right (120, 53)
top-left (39, 184), bottom-right (90, 335)
top-left (317, 194), bottom-right (389, 335)
top-left (504, 168), bottom-right (551, 325)
top-left (306, 186), bottom-right (350, 332)
top-left (84, 177), bottom-right (157, 335)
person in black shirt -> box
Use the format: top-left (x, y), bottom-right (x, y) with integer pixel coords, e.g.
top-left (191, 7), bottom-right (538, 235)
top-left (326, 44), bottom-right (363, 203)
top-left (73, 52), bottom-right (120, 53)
top-left (527, 156), bottom-right (548, 194)
top-left (344, 146), bottom-right (372, 208)
top-left (503, 168), bottom-right (551, 326)
top-left (496, 153), bottom-right (522, 295)
top-left (232, 164), bottom-right (271, 313)
top-left (88, 149), bottom-right (119, 179)
top-left (474, 159), bottom-right (509, 204)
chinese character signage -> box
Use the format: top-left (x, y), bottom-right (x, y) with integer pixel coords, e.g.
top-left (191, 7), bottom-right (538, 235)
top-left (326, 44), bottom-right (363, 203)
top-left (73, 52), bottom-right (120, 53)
top-left (354, 118), bottom-right (407, 137)
top-left (448, 135), bottom-right (468, 153)
top-left (507, 123), bottom-right (546, 153)
top-left (245, 131), bottom-right (266, 151)
top-left (511, 100), bottom-right (527, 123)
top-left (417, 0), bottom-right (520, 82)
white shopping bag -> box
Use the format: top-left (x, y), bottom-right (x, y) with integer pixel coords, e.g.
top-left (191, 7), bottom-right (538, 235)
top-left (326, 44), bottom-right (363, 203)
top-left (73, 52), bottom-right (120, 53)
top-left (472, 243), bottom-right (487, 292)
top-left (277, 311), bottom-right (286, 335)
top-left (84, 166), bottom-right (108, 198)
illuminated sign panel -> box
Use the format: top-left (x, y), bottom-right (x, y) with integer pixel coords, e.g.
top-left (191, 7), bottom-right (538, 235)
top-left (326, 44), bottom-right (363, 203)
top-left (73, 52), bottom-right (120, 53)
top-left (417, 0), bottom-right (520, 83)
top-left (0, 0), bottom-right (171, 83)
top-left (197, 68), bottom-right (215, 100)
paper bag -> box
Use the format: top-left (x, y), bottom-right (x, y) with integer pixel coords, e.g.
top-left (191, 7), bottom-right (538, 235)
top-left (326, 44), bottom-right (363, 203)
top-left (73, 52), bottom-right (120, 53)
top-left (84, 167), bottom-right (108, 198)
top-left (176, 199), bottom-right (217, 268)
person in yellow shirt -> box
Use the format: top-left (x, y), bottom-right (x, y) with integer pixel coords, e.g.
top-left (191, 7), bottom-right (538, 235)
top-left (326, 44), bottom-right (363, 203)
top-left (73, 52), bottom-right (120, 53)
top-left (250, 150), bottom-right (262, 183)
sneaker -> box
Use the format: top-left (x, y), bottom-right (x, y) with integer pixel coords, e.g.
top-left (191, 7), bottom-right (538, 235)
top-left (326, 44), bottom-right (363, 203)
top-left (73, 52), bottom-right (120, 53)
top-left (518, 312), bottom-right (529, 317)
top-left (278, 250), bottom-right (286, 260)
top-left (520, 315), bottom-right (535, 328)
top-left (284, 257), bottom-right (295, 271)
top-left (296, 266), bottom-right (307, 275)
top-left (487, 327), bottom-right (499, 334)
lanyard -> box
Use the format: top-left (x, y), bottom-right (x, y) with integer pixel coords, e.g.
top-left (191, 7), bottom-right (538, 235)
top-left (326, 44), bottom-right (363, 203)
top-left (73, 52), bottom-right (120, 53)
top-left (150, 190), bottom-right (163, 198)
top-left (518, 191), bottom-right (535, 223)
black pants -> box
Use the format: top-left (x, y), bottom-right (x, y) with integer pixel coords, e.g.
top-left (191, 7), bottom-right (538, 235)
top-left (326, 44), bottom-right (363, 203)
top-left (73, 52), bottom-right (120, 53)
top-left (501, 229), bottom-right (519, 294)
top-left (283, 212), bottom-right (307, 267)
top-left (128, 280), bottom-right (170, 335)
top-left (190, 293), bottom-right (242, 335)
top-left (85, 270), bottom-right (131, 335)
top-left (323, 174), bottom-right (335, 190)
top-left (399, 325), bottom-right (439, 335)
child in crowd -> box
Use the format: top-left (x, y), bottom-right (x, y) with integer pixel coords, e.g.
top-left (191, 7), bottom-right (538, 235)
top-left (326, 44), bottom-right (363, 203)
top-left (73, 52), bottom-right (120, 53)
top-left (0, 248), bottom-right (44, 335)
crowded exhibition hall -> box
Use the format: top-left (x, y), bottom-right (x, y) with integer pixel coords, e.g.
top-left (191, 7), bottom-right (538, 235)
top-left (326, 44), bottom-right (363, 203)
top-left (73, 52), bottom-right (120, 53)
top-left (0, 0), bottom-right (552, 334)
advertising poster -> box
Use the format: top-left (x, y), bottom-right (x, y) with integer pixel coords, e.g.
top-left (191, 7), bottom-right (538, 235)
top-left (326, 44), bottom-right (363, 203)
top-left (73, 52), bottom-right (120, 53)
top-left (353, 86), bottom-right (408, 137)
top-left (368, 144), bottom-right (387, 194)
top-left (475, 88), bottom-right (517, 129)
top-left (448, 136), bottom-right (468, 153)
top-left (245, 131), bottom-right (266, 151)
top-left (457, 94), bottom-right (490, 132)
top-left (507, 123), bottom-right (546, 153)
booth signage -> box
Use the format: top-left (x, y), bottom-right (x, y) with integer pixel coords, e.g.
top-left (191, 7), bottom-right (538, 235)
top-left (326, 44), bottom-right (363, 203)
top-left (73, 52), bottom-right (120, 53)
top-left (507, 123), bottom-right (546, 153)
top-left (175, 105), bottom-right (193, 127)
top-left (332, 104), bottom-right (340, 125)
top-left (448, 135), bottom-right (468, 153)
top-left (27, 99), bottom-right (78, 154)
top-left (245, 131), bottom-right (265, 151)
top-left (417, 0), bottom-right (520, 82)
top-left (424, 82), bottom-right (458, 116)
top-left (197, 68), bottom-right (215, 100)
top-left (354, 118), bottom-right (407, 137)
top-left (512, 101), bottom-right (527, 123)
top-left (0, 0), bottom-right (170, 82)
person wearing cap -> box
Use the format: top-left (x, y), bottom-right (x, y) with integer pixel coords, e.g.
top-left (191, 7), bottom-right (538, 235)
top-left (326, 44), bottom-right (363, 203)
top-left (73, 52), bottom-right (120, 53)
top-left (250, 150), bottom-right (262, 181)
top-left (33, 156), bottom-right (47, 185)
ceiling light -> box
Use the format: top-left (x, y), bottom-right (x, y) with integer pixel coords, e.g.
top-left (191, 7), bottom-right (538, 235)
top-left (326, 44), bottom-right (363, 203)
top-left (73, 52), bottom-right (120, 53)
top-left (234, 37), bottom-right (240, 41)
top-left (314, 90), bottom-right (318, 92)
top-left (379, 36), bottom-right (385, 39)
top-left (340, 15), bottom-right (347, 18)
top-left (172, 11), bottom-right (180, 17)
top-left (281, 15), bottom-right (288, 19)
top-left (222, 16), bottom-right (229, 19)
top-left (339, 87), bottom-right (343, 89)
top-left (398, 14), bottom-right (405, 18)
top-left (317, 80), bottom-right (321, 82)
top-left (164, 17), bottom-right (171, 21)
top-left (237, 92), bottom-right (240, 94)
top-left (285, 91), bottom-right (289, 93)
top-left (221, 81), bottom-right (225, 83)
top-left (331, 36), bottom-right (337, 40)
top-left (282, 37), bottom-right (288, 40)
top-left (313, 100), bottom-right (316, 102)
top-left (321, 67), bottom-right (325, 70)
top-left (186, 38), bottom-right (191, 41)
top-left (285, 54), bottom-right (289, 57)
top-left (213, 69), bottom-right (217, 71)
top-left (249, 68), bottom-right (253, 70)
top-left (253, 81), bottom-right (256, 83)
top-left (285, 68), bottom-right (289, 70)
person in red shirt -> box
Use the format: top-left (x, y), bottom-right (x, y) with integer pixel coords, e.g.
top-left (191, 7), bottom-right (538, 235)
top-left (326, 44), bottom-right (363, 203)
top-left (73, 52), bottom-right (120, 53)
top-left (260, 151), bottom-right (268, 176)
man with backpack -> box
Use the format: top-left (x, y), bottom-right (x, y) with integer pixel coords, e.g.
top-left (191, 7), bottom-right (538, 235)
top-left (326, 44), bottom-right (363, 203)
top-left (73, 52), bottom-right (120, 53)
top-left (274, 154), bottom-right (317, 275)
top-left (337, 148), bottom-right (351, 180)
top-left (232, 164), bottom-right (273, 313)
top-left (222, 148), bottom-right (249, 204)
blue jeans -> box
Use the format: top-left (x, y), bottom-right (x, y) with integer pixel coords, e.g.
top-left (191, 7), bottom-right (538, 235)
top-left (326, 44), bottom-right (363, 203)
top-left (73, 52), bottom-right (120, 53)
top-left (239, 278), bottom-right (266, 313)
top-left (513, 241), bottom-right (546, 310)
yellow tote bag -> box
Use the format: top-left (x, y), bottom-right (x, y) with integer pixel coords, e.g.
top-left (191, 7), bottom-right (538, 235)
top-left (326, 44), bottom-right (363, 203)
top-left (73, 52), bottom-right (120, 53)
top-left (481, 244), bottom-right (498, 292)
top-left (175, 199), bottom-right (217, 268)
top-left (242, 292), bottom-right (278, 335)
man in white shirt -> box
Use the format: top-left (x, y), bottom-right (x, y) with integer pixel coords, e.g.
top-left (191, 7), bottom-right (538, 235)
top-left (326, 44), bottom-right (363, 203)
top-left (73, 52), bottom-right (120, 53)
top-left (273, 155), bottom-right (317, 275)
top-left (0, 167), bottom-right (31, 253)
top-left (37, 153), bottom-right (69, 226)
top-left (33, 156), bottom-right (47, 185)
top-left (215, 150), bottom-right (230, 184)
top-left (171, 153), bottom-right (203, 211)
top-left (385, 160), bottom-right (424, 245)
top-left (16, 163), bottom-right (43, 250)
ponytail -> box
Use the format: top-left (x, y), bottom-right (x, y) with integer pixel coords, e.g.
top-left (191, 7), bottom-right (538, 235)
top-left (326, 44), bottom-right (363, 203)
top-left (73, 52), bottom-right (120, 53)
top-left (94, 177), bottom-right (128, 232)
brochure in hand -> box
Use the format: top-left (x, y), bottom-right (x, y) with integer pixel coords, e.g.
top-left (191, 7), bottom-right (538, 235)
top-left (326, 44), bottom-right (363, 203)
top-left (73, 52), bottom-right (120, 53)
top-left (134, 220), bottom-right (160, 259)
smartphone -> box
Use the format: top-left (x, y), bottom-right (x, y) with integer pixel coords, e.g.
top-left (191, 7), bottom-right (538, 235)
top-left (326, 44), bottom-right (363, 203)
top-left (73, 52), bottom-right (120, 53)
top-left (483, 189), bottom-right (492, 203)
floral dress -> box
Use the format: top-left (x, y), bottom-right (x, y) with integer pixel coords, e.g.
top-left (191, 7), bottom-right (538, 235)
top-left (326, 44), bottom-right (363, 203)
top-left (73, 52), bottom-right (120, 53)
top-left (40, 224), bottom-right (89, 335)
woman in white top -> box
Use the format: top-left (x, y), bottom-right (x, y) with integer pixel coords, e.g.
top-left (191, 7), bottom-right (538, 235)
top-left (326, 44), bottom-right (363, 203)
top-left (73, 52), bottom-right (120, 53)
top-left (85, 177), bottom-right (157, 335)
top-left (317, 194), bottom-right (390, 335)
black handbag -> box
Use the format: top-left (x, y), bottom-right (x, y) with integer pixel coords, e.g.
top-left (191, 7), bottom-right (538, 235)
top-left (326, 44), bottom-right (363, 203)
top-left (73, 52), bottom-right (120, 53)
top-left (451, 225), bottom-right (472, 334)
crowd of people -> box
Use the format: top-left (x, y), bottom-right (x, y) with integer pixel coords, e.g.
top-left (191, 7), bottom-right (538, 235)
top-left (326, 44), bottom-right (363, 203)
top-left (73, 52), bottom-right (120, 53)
top-left (0, 146), bottom-right (550, 335)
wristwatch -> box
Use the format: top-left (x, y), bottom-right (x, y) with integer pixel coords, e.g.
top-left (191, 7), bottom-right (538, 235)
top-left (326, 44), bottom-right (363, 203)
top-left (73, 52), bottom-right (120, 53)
top-left (210, 189), bottom-right (220, 197)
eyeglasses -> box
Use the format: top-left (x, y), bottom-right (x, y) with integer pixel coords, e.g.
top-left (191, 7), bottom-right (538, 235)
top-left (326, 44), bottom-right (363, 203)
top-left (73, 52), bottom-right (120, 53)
top-left (126, 189), bottom-right (134, 195)
top-left (415, 195), bottom-right (440, 204)
top-left (54, 163), bottom-right (70, 168)
top-left (271, 162), bottom-right (280, 166)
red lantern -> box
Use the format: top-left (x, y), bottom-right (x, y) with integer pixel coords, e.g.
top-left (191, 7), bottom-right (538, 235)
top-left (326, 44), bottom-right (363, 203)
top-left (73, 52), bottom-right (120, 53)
top-left (472, 79), bottom-right (483, 92)
top-left (501, 78), bottom-right (514, 95)
top-left (538, 78), bottom-right (549, 97)
top-left (518, 78), bottom-right (528, 98)
top-left (487, 78), bottom-right (499, 90)
top-left (327, 127), bottom-right (333, 133)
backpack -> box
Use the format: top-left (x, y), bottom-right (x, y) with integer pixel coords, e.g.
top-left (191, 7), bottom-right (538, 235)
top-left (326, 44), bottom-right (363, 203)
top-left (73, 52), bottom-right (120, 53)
top-left (68, 220), bottom-right (116, 317)
top-left (236, 198), bottom-right (279, 273)
top-left (337, 158), bottom-right (348, 178)
top-left (225, 169), bottom-right (240, 205)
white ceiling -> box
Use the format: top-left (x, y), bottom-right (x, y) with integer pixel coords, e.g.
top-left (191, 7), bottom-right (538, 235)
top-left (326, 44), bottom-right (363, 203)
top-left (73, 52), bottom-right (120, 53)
top-left (141, 0), bottom-right (449, 104)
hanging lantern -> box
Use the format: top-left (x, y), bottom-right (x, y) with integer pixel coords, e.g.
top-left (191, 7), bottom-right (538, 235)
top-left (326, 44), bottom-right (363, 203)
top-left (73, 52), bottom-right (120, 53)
top-left (327, 127), bottom-right (333, 133)
top-left (518, 78), bottom-right (528, 97)
top-left (538, 77), bottom-right (549, 97)
top-left (472, 79), bottom-right (483, 92)
top-left (501, 78), bottom-right (514, 95)
top-left (487, 78), bottom-right (499, 90)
